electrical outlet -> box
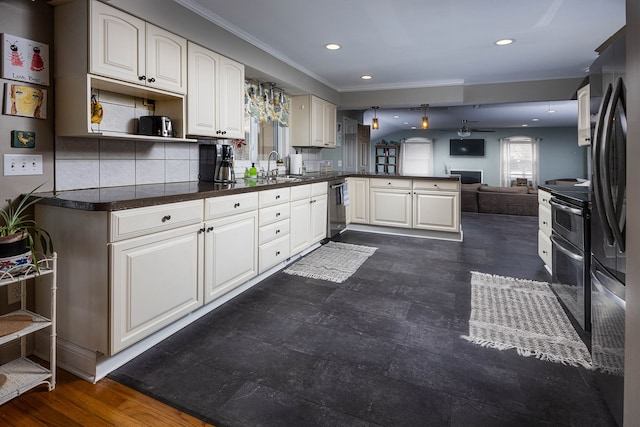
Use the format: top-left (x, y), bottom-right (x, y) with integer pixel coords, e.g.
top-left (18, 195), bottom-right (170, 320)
top-left (3, 154), bottom-right (43, 176)
top-left (7, 282), bottom-right (21, 305)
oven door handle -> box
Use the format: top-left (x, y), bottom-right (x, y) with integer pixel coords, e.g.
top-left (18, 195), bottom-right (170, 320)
top-left (550, 234), bottom-right (584, 261)
top-left (549, 199), bottom-right (583, 216)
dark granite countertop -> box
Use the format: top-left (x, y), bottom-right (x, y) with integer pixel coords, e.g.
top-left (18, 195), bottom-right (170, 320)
top-left (33, 172), bottom-right (460, 211)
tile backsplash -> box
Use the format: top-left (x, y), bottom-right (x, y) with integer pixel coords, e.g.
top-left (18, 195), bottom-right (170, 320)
top-left (55, 137), bottom-right (199, 190)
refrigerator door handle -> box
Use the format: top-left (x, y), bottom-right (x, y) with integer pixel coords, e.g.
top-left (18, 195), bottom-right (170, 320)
top-left (599, 77), bottom-right (626, 251)
top-left (592, 83), bottom-right (616, 246)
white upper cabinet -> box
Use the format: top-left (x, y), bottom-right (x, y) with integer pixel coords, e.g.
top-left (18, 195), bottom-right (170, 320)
top-left (291, 95), bottom-right (337, 148)
top-left (90, 1), bottom-right (186, 94)
top-left (187, 42), bottom-right (245, 139)
top-left (577, 84), bottom-right (591, 146)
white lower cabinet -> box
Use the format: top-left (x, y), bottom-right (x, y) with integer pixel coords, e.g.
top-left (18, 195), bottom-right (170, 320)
top-left (348, 177), bottom-right (369, 224)
top-left (290, 183), bottom-right (328, 255)
top-left (310, 193), bottom-right (328, 243)
top-left (413, 191), bottom-right (460, 232)
top-left (290, 196), bottom-right (312, 254)
top-left (538, 189), bottom-right (553, 271)
top-left (259, 188), bottom-right (291, 274)
top-left (204, 211), bottom-right (258, 303)
top-left (369, 178), bottom-right (413, 228)
top-left (110, 223), bottom-right (203, 354)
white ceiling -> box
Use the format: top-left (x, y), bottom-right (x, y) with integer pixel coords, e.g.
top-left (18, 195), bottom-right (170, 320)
top-left (175, 0), bottom-right (625, 135)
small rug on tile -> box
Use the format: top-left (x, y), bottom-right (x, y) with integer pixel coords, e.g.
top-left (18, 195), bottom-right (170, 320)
top-left (284, 241), bottom-right (377, 283)
top-left (461, 271), bottom-right (592, 368)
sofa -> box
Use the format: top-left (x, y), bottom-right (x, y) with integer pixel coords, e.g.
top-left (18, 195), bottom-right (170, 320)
top-left (461, 183), bottom-right (538, 216)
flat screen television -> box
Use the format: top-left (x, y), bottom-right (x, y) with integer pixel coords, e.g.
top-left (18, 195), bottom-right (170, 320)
top-left (450, 139), bottom-right (485, 156)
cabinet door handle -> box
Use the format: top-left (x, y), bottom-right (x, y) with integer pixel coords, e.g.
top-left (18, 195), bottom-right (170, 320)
top-left (162, 215), bottom-right (171, 222)
top-left (234, 202), bottom-right (241, 208)
top-left (207, 226), bottom-right (214, 232)
top-left (138, 75), bottom-right (146, 81)
top-left (543, 221), bottom-right (548, 225)
top-left (198, 227), bottom-right (206, 234)
top-left (147, 77), bottom-right (155, 83)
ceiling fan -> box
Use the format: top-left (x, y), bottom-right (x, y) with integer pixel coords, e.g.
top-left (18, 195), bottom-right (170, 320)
top-left (457, 119), bottom-right (495, 138)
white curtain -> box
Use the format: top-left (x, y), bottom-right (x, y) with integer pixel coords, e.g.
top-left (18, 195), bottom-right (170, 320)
top-left (401, 137), bottom-right (434, 176)
top-left (500, 136), bottom-right (541, 187)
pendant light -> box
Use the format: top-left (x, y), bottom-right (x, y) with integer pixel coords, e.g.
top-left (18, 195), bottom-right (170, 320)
top-left (421, 104), bottom-right (429, 129)
top-left (372, 106), bottom-right (379, 130)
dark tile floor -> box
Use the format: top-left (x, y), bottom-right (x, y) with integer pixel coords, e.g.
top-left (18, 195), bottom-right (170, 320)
top-left (110, 213), bottom-right (617, 427)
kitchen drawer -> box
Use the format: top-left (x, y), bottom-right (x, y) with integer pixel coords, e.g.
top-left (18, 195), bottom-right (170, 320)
top-left (259, 235), bottom-right (290, 274)
top-left (205, 192), bottom-right (259, 220)
top-left (311, 181), bottom-right (328, 196)
top-left (370, 178), bottom-right (412, 189)
top-left (259, 203), bottom-right (290, 226)
top-left (412, 180), bottom-right (460, 191)
top-left (259, 218), bottom-right (290, 245)
top-left (539, 204), bottom-right (552, 236)
top-left (259, 187), bottom-right (290, 208)
top-left (290, 184), bottom-right (311, 201)
top-left (538, 229), bottom-right (552, 268)
top-left (538, 189), bottom-right (551, 207)
top-left (110, 200), bottom-right (203, 242)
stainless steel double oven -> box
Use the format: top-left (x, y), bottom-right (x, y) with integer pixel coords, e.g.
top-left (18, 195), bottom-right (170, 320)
top-left (549, 189), bottom-right (591, 333)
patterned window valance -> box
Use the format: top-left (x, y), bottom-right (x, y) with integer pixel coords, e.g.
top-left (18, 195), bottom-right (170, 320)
top-left (245, 82), bottom-right (290, 127)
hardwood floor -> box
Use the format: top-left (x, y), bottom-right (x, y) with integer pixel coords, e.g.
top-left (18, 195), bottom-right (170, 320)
top-left (0, 362), bottom-right (214, 426)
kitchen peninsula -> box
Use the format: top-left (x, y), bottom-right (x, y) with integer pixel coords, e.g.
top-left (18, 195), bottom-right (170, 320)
top-left (33, 173), bottom-right (460, 382)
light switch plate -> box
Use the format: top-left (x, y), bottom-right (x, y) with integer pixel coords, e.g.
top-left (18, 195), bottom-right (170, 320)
top-left (3, 154), bottom-right (43, 176)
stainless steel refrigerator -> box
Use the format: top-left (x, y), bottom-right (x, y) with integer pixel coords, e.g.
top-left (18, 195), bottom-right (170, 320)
top-left (590, 28), bottom-right (626, 427)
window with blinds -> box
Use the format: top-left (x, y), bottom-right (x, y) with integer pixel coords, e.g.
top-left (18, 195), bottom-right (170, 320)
top-left (500, 136), bottom-right (540, 187)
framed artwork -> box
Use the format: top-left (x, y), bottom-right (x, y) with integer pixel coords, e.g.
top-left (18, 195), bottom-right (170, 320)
top-left (3, 83), bottom-right (47, 119)
top-left (2, 33), bottom-right (50, 86)
top-left (11, 130), bottom-right (36, 148)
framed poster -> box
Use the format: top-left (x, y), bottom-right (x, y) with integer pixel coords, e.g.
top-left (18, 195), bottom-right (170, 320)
top-left (3, 83), bottom-right (47, 119)
top-left (2, 33), bottom-right (50, 86)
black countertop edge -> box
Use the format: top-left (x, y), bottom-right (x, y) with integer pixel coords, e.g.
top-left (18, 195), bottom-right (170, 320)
top-left (32, 173), bottom-right (460, 212)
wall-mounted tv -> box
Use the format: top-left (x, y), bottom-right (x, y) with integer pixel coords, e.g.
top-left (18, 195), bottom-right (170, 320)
top-left (450, 139), bottom-right (485, 156)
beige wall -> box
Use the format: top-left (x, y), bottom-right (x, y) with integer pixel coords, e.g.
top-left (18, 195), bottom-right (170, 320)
top-left (0, 0), bottom-right (55, 201)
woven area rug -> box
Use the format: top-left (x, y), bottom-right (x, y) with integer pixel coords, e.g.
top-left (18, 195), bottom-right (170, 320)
top-left (461, 271), bottom-right (593, 368)
top-left (284, 241), bottom-right (377, 283)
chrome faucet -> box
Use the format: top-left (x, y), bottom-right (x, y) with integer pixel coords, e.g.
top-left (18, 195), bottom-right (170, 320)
top-left (267, 150), bottom-right (279, 178)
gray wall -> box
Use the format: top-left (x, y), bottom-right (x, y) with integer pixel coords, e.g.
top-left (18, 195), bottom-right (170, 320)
top-left (0, 0), bottom-right (55, 196)
top-left (625, 0), bottom-right (639, 423)
top-left (370, 127), bottom-right (586, 186)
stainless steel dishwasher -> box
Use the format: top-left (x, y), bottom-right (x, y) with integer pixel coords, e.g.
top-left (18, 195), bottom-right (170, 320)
top-left (328, 178), bottom-right (347, 238)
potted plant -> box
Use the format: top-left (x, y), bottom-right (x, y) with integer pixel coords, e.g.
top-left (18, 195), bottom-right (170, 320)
top-left (0, 185), bottom-right (54, 273)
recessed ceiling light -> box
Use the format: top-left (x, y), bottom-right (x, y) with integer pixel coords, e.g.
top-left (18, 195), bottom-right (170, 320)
top-left (411, 126), bottom-right (417, 129)
top-left (548, 109), bottom-right (556, 113)
top-left (403, 121), bottom-right (409, 125)
top-left (393, 115), bottom-right (400, 119)
top-left (361, 75), bottom-right (373, 80)
top-left (521, 124), bottom-right (529, 127)
top-left (495, 38), bottom-right (515, 46)
top-left (325, 43), bottom-right (341, 50)
top-left (532, 118), bottom-right (540, 122)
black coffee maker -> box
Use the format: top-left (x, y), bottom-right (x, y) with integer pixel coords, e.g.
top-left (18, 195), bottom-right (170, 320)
top-left (198, 143), bottom-right (235, 183)
top-left (217, 144), bottom-right (235, 183)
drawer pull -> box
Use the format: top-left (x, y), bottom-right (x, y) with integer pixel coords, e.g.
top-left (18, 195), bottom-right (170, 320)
top-left (234, 202), bottom-right (241, 208)
top-left (276, 195), bottom-right (281, 199)
top-left (276, 229), bottom-right (280, 234)
top-left (276, 251), bottom-right (280, 256)
top-left (542, 221), bottom-right (548, 225)
top-left (161, 215), bottom-right (171, 222)
top-left (276, 212), bottom-right (281, 217)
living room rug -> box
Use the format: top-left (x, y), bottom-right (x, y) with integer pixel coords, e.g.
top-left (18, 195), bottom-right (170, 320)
top-left (284, 241), bottom-right (377, 283)
top-left (461, 271), bottom-right (592, 368)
